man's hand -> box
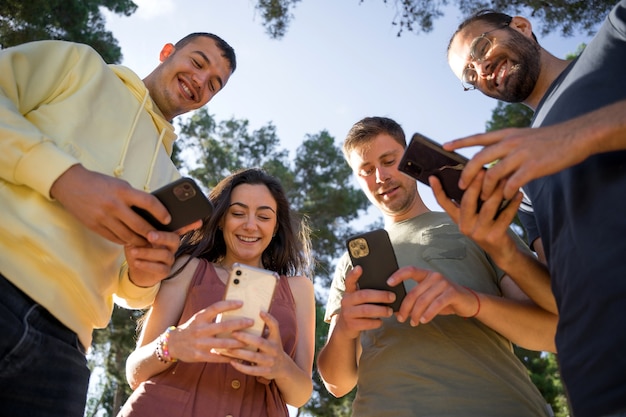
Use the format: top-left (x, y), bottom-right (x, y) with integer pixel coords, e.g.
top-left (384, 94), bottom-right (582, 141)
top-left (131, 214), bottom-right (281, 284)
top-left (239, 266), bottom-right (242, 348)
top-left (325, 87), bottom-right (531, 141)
top-left (387, 266), bottom-right (480, 325)
top-left (50, 164), bottom-right (173, 245)
top-left (429, 172), bottom-right (523, 268)
top-left (334, 266), bottom-right (395, 340)
top-left (444, 124), bottom-right (588, 201)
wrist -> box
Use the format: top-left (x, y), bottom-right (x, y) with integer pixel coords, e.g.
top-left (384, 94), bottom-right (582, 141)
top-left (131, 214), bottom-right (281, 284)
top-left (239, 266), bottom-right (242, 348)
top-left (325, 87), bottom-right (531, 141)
top-left (462, 287), bottom-right (481, 319)
top-left (155, 326), bottom-right (178, 363)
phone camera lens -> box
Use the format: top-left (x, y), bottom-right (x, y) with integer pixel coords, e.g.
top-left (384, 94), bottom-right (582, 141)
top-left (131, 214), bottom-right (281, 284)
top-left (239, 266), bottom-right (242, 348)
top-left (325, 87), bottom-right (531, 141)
top-left (236, 269), bottom-right (242, 276)
top-left (233, 278), bottom-right (240, 285)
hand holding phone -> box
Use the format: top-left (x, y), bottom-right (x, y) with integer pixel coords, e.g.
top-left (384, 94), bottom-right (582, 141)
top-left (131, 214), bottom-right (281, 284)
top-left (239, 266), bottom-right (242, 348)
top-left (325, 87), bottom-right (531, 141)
top-left (133, 177), bottom-right (213, 232)
top-left (346, 229), bottom-right (406, 311)
top-left (398, 132), bottom-right (509, 216)
top-left (214, 263), bottom-right (279, 353)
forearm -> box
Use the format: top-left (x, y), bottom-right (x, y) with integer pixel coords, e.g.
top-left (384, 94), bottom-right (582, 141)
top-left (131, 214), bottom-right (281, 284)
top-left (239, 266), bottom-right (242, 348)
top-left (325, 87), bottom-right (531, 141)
top-left (272, 353), bottom-right (314, 408)
top-left (493, 247), bottom-right (557, 314)
top-left (126, 340), bottom-right (174, 390)
top-left (475, 293), bottom-right (557, 352)
top-left (317, 320), bottom-right (359, 397)
top-left (575, 99), bottom-right (626, 156)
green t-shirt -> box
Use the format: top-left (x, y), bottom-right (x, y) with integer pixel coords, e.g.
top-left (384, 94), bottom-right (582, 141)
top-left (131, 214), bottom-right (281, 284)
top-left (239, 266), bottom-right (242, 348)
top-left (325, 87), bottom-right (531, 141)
top-left (325, 212), bottom-right (552, 417)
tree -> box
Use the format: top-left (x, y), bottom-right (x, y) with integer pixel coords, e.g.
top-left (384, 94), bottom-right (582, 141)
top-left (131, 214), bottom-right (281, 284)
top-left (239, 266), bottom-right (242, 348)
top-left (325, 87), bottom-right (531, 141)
top-left (254, 0), bottom-right (614, 39)
top-left (0, 0), bottom-right (137, 64)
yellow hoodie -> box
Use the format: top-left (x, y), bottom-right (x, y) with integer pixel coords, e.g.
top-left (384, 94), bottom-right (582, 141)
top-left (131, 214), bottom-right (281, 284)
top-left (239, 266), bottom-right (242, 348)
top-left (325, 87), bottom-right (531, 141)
top-left (0, 40), bottom-right (181, 348)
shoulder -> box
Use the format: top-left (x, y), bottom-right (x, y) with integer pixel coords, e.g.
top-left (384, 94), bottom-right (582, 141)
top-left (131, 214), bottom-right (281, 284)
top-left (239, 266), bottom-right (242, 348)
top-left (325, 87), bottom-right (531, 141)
top-left (286, 275), bottom-right (314, 299)
top-left (160, 256), bottom-right (201, 293)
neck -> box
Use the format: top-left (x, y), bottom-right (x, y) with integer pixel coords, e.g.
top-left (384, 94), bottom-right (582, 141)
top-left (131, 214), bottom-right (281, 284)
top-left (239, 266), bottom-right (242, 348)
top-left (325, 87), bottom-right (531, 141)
top-left (219, 257), bottom-right (264, 270)
top-left (384, 194), bottom-right (430, 224)
top-left (523, 49), bottom-right (573, 110)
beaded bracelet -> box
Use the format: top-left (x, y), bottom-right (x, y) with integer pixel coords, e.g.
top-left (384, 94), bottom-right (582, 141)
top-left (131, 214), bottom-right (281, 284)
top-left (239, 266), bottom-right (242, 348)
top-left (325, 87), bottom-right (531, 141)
top-left (463, 286), bottom-right (481, 319)
top-left (155, 325), bottom-right (178, 363)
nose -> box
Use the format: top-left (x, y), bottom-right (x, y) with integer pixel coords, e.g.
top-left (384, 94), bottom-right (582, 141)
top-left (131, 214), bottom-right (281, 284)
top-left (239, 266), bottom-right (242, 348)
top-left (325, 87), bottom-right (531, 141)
top-left (376, 167), bottom-right (391, 183)
top-left (473, 58), bottom-right (493, 79)
top-left (242, 215), bottom-right (257, 231)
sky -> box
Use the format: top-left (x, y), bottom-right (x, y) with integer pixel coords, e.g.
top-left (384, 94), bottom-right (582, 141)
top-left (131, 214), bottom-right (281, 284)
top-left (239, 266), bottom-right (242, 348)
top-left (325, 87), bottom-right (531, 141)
top-left (98, 3), bottom-right (598, 414)
top-left (102, 0), bottom-right (594, 219)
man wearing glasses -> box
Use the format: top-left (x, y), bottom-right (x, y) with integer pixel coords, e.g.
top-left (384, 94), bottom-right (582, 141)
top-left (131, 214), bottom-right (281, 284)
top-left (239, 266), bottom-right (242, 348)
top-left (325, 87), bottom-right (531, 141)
top-left (442, 2), bottom-right (626, 417)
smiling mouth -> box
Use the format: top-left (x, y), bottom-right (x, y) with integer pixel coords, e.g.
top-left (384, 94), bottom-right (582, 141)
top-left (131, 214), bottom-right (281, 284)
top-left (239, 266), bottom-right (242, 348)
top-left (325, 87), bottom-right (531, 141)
top-left (237, 235), bottom-right (260, 243)
top-left (179, 78), bottom-right (197, 101)
top-left (484, 61), bottom-right (505, 87)
top-left (379, 186), bottom-right (398, 198)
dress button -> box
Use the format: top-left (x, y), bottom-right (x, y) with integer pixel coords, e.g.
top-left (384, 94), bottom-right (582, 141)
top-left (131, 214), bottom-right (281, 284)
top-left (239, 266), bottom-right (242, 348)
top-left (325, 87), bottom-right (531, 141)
top-left (231, 379), bottom-right (241, 389)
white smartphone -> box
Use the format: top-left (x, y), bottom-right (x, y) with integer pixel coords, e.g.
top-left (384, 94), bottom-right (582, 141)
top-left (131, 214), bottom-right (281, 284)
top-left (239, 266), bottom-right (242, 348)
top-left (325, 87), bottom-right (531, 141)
top-left (214, 263), bottom-right (279, 352)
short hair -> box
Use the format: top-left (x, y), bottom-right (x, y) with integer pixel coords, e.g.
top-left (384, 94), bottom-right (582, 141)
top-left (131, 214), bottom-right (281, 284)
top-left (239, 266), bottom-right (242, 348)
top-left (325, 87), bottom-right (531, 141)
top-left (447, 10), bottom-right (538, 54)
top-left (174, 32), bottom-right (237, 73)
top-left (343, 116), bottom-right (406, 162)
top-left (176, 168), bottom-right (312, 278)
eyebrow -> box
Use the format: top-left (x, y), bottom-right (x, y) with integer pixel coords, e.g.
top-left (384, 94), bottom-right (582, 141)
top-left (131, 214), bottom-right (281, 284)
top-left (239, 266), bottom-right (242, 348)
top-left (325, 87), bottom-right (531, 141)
top-left (192, 50), bottom-right (224, 90)
top-left (230, 202), bottom-right (276, 213)
top-left (357, 149), bottom-right (400, 169)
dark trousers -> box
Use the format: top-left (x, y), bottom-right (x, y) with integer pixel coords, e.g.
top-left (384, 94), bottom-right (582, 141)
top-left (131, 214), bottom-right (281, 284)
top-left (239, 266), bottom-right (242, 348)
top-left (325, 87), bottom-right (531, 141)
top-left (0, 273), bottom-right (90, 417)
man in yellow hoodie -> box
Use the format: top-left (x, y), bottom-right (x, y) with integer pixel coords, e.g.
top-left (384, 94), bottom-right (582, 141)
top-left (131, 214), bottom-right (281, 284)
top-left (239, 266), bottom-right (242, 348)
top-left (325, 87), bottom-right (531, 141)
top-left (0, 33), bottom-right (236, 417)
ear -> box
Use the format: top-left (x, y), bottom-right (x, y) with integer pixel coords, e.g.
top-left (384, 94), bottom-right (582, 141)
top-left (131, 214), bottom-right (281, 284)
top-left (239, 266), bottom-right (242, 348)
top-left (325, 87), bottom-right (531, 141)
top-left (159, 43), bottom-right (176, 63)
top-left (509, 16), bottom-right (534, 39)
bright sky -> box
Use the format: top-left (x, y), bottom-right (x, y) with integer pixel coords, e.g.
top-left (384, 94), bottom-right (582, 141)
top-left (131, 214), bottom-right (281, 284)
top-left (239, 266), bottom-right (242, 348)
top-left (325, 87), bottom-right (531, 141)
top-left (103, 0), bottom-right (593, 217)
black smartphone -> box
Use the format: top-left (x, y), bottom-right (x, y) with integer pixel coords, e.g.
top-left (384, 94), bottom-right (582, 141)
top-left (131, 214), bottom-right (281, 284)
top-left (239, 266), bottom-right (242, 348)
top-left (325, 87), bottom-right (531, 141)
top-left (398, 132), bottom-right (468, 203)
top-left (346, 229), bottom-right (406, 311)
top-left (133, 177), bottom-right (213, 232)
top-left (398, 132), bottom-right (510, 216)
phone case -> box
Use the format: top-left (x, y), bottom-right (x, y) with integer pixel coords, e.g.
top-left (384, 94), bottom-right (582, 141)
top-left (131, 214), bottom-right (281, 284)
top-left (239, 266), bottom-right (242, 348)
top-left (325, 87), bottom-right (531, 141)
top-left (398, 132), bottom-right (469, 203)
top-left (215, 263), bottom-right (279, 351)
top-left (346, 229), bottom-right (406, 311)
top-left (133, 177), bottom-right (213, 232)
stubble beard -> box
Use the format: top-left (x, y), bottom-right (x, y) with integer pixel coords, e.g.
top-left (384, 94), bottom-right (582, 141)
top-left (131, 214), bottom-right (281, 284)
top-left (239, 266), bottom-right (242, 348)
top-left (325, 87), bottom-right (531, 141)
top-left (497, 31), bottom-right (542, 103)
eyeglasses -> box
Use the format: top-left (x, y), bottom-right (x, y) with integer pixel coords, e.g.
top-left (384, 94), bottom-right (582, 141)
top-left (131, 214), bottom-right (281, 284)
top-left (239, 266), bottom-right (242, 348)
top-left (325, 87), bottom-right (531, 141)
top-left (462, 20), bottom-right (512, 91)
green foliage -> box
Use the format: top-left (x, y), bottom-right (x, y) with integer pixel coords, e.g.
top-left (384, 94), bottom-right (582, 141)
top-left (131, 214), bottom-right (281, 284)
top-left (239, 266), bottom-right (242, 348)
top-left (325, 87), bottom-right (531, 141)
top-left (255, 0), bottom-right (303, 39)
top-left (486, 101), bottom-right (534, 131)
top-left (255, 0), bottom-right (614, 39)
top-left (514, 347), bottom-right (569, 417)
top-left (304, 304), bottom-right (356, 416)
top-left (87, 306), bottom-right (145, 416)
top-left (0, 0), bottom-right (137, 64)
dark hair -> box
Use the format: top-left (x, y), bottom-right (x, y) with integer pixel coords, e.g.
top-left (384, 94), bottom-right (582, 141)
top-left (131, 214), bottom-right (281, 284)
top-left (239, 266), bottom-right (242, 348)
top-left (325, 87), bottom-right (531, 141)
top-left (174, 32), bottom-right (237, 73)
top-left (343, 116), bottom-right (406, 161)
top-left (447, 10), bottom-right (537, 53)
top-left (176, 168), bottom-right (312, 277)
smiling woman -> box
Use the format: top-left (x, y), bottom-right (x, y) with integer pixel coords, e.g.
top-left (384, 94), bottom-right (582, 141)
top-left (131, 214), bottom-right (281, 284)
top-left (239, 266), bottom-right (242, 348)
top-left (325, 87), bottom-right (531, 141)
top-left (117, 168), bottom-right (316, 417)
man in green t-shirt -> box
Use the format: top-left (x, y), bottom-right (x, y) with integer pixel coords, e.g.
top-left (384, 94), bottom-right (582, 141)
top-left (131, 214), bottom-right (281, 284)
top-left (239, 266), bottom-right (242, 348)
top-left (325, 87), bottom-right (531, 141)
top-left (317, 116), bottom-right (557, 417)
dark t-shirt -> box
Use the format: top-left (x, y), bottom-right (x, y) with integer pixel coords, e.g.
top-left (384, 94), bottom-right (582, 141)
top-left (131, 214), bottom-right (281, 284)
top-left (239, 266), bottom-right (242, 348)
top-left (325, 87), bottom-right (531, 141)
top-left (520, 1), bottom-right (626, 415)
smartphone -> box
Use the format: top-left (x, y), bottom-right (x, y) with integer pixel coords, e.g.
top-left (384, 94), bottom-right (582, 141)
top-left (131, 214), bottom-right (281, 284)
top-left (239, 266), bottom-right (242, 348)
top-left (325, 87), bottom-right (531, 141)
top-left (398, 133), bottom-right (509, 216)
top-left (346, 229), bottom-right (406, 311)
top-left (133, 177), bottom-right (213, 232)
top-left (398, 132), bottom-right (469, 203)
top-left (214, 263), bottom-right (279, 352)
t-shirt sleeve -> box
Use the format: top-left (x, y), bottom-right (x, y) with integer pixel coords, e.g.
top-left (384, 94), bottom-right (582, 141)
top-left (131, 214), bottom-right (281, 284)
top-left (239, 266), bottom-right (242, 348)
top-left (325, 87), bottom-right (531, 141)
top-left (324, 252), bottom-right (352, 323)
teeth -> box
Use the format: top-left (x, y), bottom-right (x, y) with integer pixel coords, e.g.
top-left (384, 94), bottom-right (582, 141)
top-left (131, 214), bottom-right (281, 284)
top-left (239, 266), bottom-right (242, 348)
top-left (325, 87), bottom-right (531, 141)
top-left (181, 82), bottom-right (192, 98)
top-left (238, 236), bottom-right (259, 242)
top-left (496, 65), bottom-right (506, 85)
